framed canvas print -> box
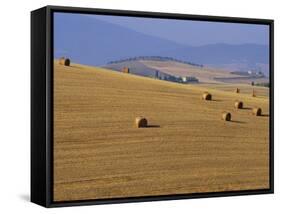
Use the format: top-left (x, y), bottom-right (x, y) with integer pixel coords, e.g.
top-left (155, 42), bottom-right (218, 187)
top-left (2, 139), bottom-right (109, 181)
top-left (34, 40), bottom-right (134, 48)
top-left (31, 5), bottom-right (274, 207)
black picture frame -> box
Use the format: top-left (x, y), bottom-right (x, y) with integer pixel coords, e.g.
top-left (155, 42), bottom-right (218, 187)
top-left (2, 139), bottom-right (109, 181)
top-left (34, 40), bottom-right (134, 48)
top-left (31, 5), bottom-right (274, 208)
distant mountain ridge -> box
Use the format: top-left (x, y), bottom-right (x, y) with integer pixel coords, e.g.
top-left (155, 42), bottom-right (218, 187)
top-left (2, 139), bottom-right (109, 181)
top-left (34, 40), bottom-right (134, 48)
top-left (54, 13), bottom-right (269, 75)
top-left (54, 13), bottom-right (184, 66)
top-left (160, 43), bottom-right (269, 75)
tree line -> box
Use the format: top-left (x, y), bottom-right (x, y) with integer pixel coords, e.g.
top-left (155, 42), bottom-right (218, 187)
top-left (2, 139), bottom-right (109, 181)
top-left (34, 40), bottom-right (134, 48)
top-left (107, 56), bottom-right (203, 67)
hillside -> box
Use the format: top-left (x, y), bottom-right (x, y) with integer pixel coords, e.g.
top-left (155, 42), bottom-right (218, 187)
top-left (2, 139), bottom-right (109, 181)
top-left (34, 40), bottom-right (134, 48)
top-left (105, 58), bottom-right (269, 84)
top-left (53, 61), bottom-right (269, 202)
top-left (104, 60), bottom-right (158, 77)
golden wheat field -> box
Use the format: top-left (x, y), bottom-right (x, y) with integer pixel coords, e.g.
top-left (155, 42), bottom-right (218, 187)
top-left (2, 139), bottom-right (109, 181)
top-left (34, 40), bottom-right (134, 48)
top-left (53, 61), bottom-right (270, 202)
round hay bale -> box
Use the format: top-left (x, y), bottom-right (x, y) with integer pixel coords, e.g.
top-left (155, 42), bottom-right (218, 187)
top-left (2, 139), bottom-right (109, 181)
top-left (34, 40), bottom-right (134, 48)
top-left (202, 92), bottom-right (212, 100)
top-left (59, 57), bottom-right (70, 66)
top-left (235, 88), bottom-right (240, 93)
top-left (122, 67), bottom-right (130, 74)
top-left (222, 112), bottom-right (231, 121)
top-left (59, 57), bottom-right (65, 65)
top-left (234, 101), bottom-right (243, 109)
top-left (135, 117), bottom-right (148, 128)
top-left (252, 107), bottom-right (262, 116)
top-left (252, 89), bottom-right (256, 97)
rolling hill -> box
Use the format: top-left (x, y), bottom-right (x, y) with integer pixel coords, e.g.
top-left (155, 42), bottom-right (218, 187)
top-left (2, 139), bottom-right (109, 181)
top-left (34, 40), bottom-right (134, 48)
top-left (53, 61), bottom-right (269, 202)
top-left (104, 57), bottom-right (269, 84)
top-left (104, 60), bottom-right (158, 77)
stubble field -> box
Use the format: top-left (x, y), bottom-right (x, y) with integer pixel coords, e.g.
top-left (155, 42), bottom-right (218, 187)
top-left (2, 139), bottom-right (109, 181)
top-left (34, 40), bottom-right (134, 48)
top-left (53, 61), bottom-right (270, 202)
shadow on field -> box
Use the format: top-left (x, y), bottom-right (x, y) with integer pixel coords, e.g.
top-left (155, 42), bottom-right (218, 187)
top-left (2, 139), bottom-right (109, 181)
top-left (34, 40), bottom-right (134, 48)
top-left (70, 65), bottom-right (82, 69)
top-left (241, 107), bottom-right (252, 110)
top-left (230, 120), bottom-right (246, 124)
top-left (146, 125), bottom-right (161, 128)
top-left (261, 114), bottom-right (270, 117)
top-left (212, 99), bottom-right (222, 102)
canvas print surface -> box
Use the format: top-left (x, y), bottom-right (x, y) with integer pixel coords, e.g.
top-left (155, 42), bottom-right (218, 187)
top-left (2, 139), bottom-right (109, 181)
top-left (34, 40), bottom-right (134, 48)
top-left (53, 12), bottom-right (270, 202)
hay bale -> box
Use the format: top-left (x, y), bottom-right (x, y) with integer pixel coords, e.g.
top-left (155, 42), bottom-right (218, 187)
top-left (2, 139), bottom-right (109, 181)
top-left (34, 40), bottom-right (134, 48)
top-left (234, 101), bottom-right (243, 109)
top-left (59, 57), bottom-right (65, 65)
top-left (59, 57), bottom-right (70, 66)
top-left (252, 107), bottom-right (262, 116)
top-left (235, 88), bottom-right (240, 93)
top-left (222, 112), bottom-right (231, 121)
top-left (202, 92), bottom-right (212, 100)
top-left (122, 67), bottom-right (130, 74)
top-left (135, 117), bottom-right (148, 128)
top-left (252, 89), bottom-right (256, 97)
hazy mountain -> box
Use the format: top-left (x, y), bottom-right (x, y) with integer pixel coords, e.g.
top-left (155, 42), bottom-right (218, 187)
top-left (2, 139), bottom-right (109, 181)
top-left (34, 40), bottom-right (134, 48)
top-left (54, 13), bottom-right (269, 75)
top-left (54, 14), bottom-right (183, 66)
top-left (160, 43), bottom-right (269, 75)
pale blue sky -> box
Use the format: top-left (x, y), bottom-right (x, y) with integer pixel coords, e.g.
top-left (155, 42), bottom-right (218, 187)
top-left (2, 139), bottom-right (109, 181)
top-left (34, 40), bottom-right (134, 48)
top-left (93, 14), bottom-right (269, 46)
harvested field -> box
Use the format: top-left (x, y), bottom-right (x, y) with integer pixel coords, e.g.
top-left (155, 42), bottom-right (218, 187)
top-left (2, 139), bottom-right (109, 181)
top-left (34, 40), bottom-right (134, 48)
top-left (53, 61), bottom-right (270, 202)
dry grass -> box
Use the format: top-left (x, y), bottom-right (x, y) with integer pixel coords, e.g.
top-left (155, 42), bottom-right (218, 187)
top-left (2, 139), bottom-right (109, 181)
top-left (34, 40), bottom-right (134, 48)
top-left (141, 60), bottom-right (269, 84)
top-left (140, 60), bottom-right (237, 83)
top-left (197, 83), bottom-right (269, 98)
top-left (53, 61), bottom-right (270, 202)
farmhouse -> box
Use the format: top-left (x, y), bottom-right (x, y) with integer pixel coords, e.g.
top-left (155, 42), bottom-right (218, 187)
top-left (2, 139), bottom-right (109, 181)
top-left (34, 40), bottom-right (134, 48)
top-left (181, 76), bottom-right (199, 83)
